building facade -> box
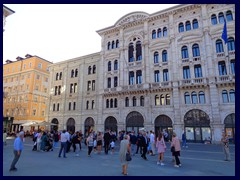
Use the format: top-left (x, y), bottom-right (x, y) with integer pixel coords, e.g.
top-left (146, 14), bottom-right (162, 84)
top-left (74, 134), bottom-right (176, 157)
top-left (3, 55), bottom-right (52, 132)
top-left (47, 4), bottom-right (235, 143)
top-left (3, 5), bottom-right (15, 32)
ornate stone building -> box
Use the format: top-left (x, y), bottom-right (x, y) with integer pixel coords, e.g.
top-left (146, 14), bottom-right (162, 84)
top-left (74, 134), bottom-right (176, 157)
top-left (3, 5), bottom-right (15, 32)
top-left (47, 4), bottom-right (235, 143)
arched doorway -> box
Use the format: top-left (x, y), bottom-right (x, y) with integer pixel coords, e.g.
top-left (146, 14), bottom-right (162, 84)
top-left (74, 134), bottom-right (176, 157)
top-left (105, 116), bottom-right (117, 133)
top-left (66, 118), bottom-right (75, 133)
top-left (126, 111), bottom-right (144, 133)
top-left (51, 118), bottom-right (59, 131)
top-left (85, 117), bottom-right (94, 136)
top-left (184, 109), bottom-right (211, 143)
top-left (155, 115), bottom-right (173, 140)
top-left (224, 113), bottom-right (235, 144)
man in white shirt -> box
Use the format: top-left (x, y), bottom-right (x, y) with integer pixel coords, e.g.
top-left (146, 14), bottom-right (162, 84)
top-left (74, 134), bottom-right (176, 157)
top-left (150, 130), bottom-right (156, 156)
top-left (58, 130), bottom-right (68, 158)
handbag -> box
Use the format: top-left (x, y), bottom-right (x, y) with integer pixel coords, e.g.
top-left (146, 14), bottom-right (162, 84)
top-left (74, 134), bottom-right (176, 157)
top-left (171, 146), bottom-right (175, 153)
top-left (126, 152), bottom-right (132, 161)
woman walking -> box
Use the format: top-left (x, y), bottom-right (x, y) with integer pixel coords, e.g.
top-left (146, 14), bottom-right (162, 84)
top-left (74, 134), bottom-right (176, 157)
top-left (96, 132), bottom-right (103, 154)
top-left (156, 132), bottom-right (166, 166)
top-left (119, 134), bottom-right (131, 175)
top-left (171, 132), bottom-right (181, 167)
top-left (87, 133), bottom-right (94, 157)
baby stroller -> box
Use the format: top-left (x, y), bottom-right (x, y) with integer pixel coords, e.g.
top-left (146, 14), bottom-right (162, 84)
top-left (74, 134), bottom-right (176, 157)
top-left (45, 139), bottom-right (53, 151)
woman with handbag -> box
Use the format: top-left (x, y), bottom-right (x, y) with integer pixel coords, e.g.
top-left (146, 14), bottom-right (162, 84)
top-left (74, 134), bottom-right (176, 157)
top-left (171, 132), bottom-right (181, 167)
top-left (156, 132), bottom-right (166, 166)
top-left (119, 134), bottom-right (131, 175)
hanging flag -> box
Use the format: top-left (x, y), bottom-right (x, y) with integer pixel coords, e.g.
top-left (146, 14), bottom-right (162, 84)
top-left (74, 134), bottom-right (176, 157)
top-left (221, 19), bottom-right (228, 44)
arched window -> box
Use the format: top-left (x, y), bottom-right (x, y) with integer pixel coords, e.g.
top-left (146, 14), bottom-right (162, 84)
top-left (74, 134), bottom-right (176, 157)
top-left (184, 92), bottom-right (191, 104)
top-left (114, 60), bottom-right (118, 70)
top-left (71, 69), bottom-right (74, 78)
top-left (192, 44), bottom-right (200, 57)
top-left (183, 66), bottom-right (190, 79)
top-left (92, 65), bottom-right (96, 74)
top-left (154, 52), bottom-right (159, 63)
top-left (191, 91), bottom-right (198, 104)
top-left (162, 50), bottom-right (168, 62)
top-left (160, 94), bottom-right (165, 105)
top-left (163, 69), bottom-right (169, 81)
top-left (112, 41), bottom-right (115, 49)
top-left (211, 14), bottom-right (217, 25)
top-left (128, 43), bottom-right (134, 62)
top-left (114, 76), bottom-right (118, 87)
top-left (69, 102), bottom-right (71, 110)
top-left (107, 78), bottom-right (111, 88)
top-left (75, 69), bottom-right (78, 77)
top-left (133, 96), bottom-right (137, 107)
top-left (154, 70), bottom-right (160, 82)
top-left (155, 95), bottom-right (160, 106)
top-left (218, 12), bottom-right (224, 24)
top-left (136, 41), bottom-right (142, 61)
top-left (107, 42), bottom-right (111, 50)
top-left (185, 21), bottom-right (191, 31)
top-left (222, 90), bottom-right (229, 103)
top-left (166, 94), bottom-right (170, 105)
top-left (194, 65), bottom-right (202, 78)
top-left (218, 61), bottom-right (227, 75)
top-left (57, 103), bottom-right (60, 111)
top-left (152, 30), bottom-right (156, 39)
top-left (216, 39), bottom-right (224, 53)
top-left (88, 66), bottom-right (92, 74)
top-left (226, 10), bottom-right (233, 21)
top-left (106, 99), bottom-right (109, 108)
top-left (59, 72), bottom-right (62, 80)
top-left (227, 37), bottom-right (235, 51)
top-left (140, 96), bottom-right (144, 106)
top-left (163, 27), bottom-right (167, 37)
top-left (56, 73), bottom-right (59, 80)
top-left (136, 70), bottom-right (142, 84)
top-left (192, 19), bottom-right (199, 29)
top-left (129, 71), bottom-right (134, 85)
top-left (179, 22), bottom-right (184, 32)
top-left (116, 39), bottom-right (119, 48)
top-left (108, 61), bottom-right (111, 71)
top-left (92, 100), bottom-right (95, 109)
top-left (157, 28), bottom-right (162, 38)
top-left (110, 99), bottom-right (113, 108)
top-left (199, 91), bottom-right (205, 104)
top-left (229, 89), bottom-right (235, 103)
top-left (125, 97), bottom-right (129, 107)
top-left (114, 98), bottom-right (117, 108)
top-left (230, 59), bottom-right (235, 74)
top-left (181, 46), bottom-right (189, 59)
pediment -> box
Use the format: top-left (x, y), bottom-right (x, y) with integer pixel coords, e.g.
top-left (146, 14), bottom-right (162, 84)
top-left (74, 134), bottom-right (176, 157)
top-left (177, 32), bottom-right (203, 42)
top-left (150, 39), bottom-right (170, 48)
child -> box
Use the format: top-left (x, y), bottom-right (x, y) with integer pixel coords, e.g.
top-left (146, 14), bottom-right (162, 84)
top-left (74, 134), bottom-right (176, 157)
top-left (110, 140), bottom-right (115, 154)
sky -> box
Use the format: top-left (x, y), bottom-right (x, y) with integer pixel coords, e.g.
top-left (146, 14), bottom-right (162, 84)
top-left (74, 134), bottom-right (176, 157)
top-left (3, 4), bottom-right (178, 64)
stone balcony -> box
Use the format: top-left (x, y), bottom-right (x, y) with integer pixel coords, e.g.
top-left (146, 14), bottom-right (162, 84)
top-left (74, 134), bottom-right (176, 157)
top-left (179, 77), bottom-right (208, 86)
top-left (215, 75), bottom-right (235, 83)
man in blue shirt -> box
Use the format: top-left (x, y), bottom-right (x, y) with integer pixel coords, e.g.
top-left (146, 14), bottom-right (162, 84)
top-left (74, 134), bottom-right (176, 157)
top-left (9, 131), bottom-right (24, 171)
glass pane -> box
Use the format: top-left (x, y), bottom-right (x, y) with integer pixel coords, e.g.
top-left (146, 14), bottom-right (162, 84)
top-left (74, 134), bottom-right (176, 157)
top-left (225, 128), bottom-right (233, 138)
top-left (195, 127), bottom-right (202, 141)
top-left (202, 127), bottom-right (211, 141)
top-left (186, 127), bottom-right (194, 140)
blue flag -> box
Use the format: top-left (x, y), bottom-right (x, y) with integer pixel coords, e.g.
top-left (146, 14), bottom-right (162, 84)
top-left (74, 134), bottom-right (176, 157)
top-left (221, 19), bottom-right (228, 44)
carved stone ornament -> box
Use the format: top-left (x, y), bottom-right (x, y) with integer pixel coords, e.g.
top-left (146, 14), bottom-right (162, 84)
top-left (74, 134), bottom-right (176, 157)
top-left (115, 12), bottom-right (149, 27)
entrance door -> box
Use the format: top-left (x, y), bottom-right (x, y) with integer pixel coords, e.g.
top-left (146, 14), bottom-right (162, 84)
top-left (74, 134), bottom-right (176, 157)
top-left (85, 117), bottom-right (94, 136)
top-left (105, 116), bottom-right (117, 133)
top-left (66, 118), bottom-right (75, 133)
top-left (126, 111), bottom-right (144, 132)
top-left (154, 115), bottom-right (173, 138)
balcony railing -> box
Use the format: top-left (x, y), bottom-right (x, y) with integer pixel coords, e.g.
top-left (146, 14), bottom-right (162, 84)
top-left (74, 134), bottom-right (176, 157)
top-left (182, 58), bottom-right (189, 63)
top-left (180, 77), bottom-right (206, 86)
top-left (216, 75), bottom-right (235, 83)
top-left (193, 56), bottom-right (201, 61)
top-left (217, 52), bottom-right (225, 57)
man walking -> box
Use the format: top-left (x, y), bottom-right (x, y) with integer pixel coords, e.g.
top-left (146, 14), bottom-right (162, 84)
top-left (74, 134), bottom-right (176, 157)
top-left (140, 131), bottom-right (149, 160)
top-left (103, 129), bottom-right (111, 154)
top-left (9, 131), bottom-right (24, 171)
top-left (58, 130), bottom-right (68, 158)
top-left (221, 132), bottom-right (231, 161)
top-left (130, 131), bottom-right (137, 156)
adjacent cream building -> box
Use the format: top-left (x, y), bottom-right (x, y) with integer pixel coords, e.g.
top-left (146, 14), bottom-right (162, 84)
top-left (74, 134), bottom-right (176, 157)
top-left (47, 4), bottom-right (235, 143)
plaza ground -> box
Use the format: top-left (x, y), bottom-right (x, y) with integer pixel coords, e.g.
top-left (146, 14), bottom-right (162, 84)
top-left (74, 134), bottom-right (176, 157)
top-left (3, 137), bottom-right (235, 176)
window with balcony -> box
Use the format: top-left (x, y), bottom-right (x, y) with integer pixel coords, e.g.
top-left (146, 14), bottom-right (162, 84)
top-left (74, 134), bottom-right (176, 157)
top-left (154, 52), bottom-right (159, 63)
top-left (186, 21), bottom-right (191, 31)
top-left (191, 91), bottom-right (198, 104)
top-left (155, 95), bottom-right (160, 105)
top-left (181, 46), bottom-right (189, 59)
top-left (179, 22), bottom-right (184, 32)
top-left (136, 70), bottom-right (142, 84)
top-left (192, 19), bottom-right (199, 29)
top-left (222, 90), bottom-right (228, 103)
top-left (140, 96), bottom-right (144, 106)
top-left (106, 99), bottom-right (109, 108)
top-left (216, 39), bottom-right (224, 53)
top-left (133, 96), bottom-right (137, 106)
top-left (229, 89), bottom-right (235, 103)
top-left (184, 92), bottom-right (191, 104)
top-left (128, 43), bottom-right (134, 62)
top-left (152, 30), bottom-right (156, 39)
top-left (226, 10), bottom-right (233, 21)
top-left (162, 50), bottom-right (168, 62)
top-left (218, 12), bottom-right (224, 24)
top-left (211, 14), bottom-right (217, 25)
top-left (218, 61), bottom-right (227, 75)
top-left (183, 66), bottom-right (191, 79)
top-left (108, 61), bottom-right (111, 71)
top-left (157, 28), bottom-right (162, 38)
top-left (114, 60), bottom-right (118, 70)
top-left (166, 94), bottom-right (170, 105)
top-left (194, 65), bottom-right (202, 78)
top-left (114, 77), bottom-right (118, 87)
top-left (163, 69), bottom-right (169, 81)
top-left (160, 94), bottom-right (165, 105)
top-left (129, 71), bottom-right (134, 85)
top-left (125, 97), bottom-right (129, 107)
top-left (114, 98), bottom-right (117, 108)
top-left (192, 44), bottom-right (200, 57)
top-left (199, 91), bottom-right (205, 104)
top-left (163, 27), bottom-right (167, 37)
top-left (154, 70), bottom-right (160, 82)
top-left (93, 65), bottom-right (96, 74)
top-left (230, 60), bottom-right (235, 74)
top-left (136, 41), bottom-right (142, 61)
top-left (227, 37), bottom-right (235, 51)
top-left (107, 78), bottom-right (111, 88)
top-left (88, 66), bottom-right (92, 74)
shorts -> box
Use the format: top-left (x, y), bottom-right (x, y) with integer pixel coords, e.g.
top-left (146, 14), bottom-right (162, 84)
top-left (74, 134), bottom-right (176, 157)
top-left (97, 140), bottom-right (102, 146)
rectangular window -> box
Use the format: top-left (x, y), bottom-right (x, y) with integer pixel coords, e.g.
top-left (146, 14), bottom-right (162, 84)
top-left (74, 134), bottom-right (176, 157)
top-left (23, 64), bottom-right (26, 69)
top-left (45, 78), bottom-right (48, 82)
top-left (129, 71), bottom-right (134, 85)
top-left (70, 83), bottom-right (74, 93)
top-left (38, 63), bottom-right (42, 69)
top-left (163, 69), bottom-right (169, 81)
top-left (22, 75), bottom-right (24, 80)
top-left (92, 80), bottom-right (95, 91)
top-left (42, 111), bottom-right (45, 116)
top-left (29, 62), bottom-right (32, 68)
top-left (114, 77), bottom-right (118, 87)
top-left (69, 102), bottom-right (71, 110)
top-left (36, 75), bottom-right (40, 79)
top-left (107, 78), bottom-right (111, 88)
top-left (74, 83), bottom-right (77, 93)
top-left (183, 66), bottom-right (191, 79)
top-left (87, 81), bottom-right (91, 91)
top-left (34, 96), bottom-right (37, 102)
top-left (194, 65), bottom-right (202, 78)
top-left (136, 71), bottom-right (142, 84)
top-left (35, 86), bottom-right (39, 91)
top-left (73, 102), bottom-right (76, 110)
top-left (218, 61), bottom-right (227, 76)
top-left (33, 109), bottom-right (36, 116)
top-left (154, 70), bottom-right (160, 82)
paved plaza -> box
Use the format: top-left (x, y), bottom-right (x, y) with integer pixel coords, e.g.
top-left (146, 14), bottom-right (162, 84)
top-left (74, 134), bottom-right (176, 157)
top-left (3, 137), bottom-right (235, 176)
